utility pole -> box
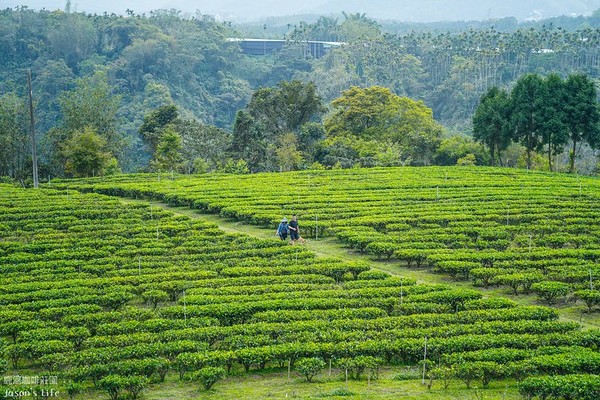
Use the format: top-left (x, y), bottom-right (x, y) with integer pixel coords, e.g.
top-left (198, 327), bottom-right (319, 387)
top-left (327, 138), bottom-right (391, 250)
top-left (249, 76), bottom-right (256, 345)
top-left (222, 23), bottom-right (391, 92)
top-left (263, 24), bottom-right (267, 56)
top-left (27, 69), bottom-right (39, 188)
top-left (421, 336), bottom-right (428, 385)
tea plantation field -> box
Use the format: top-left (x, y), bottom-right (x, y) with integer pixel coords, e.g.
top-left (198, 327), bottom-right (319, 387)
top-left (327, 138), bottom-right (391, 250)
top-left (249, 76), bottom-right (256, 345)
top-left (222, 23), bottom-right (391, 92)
top-left (58, 167), bottom-right (600, 307)
top-left (1, 166), bottom-right (599, 399)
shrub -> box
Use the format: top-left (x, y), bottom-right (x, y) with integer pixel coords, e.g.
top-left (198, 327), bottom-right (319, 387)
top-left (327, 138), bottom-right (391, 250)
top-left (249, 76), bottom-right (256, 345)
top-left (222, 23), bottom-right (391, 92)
top-left (430, 365), bottom-right (454, 389)
top-left (194, 366), bottom-right (226, 390)
top-left (495, 273), bottom-right (543, 295)
top-left (574, 289), bottom-right (600, 312)
top-left (124, 375), bottom-right (148, 399)
top-left (470, 268), bottom-right (503, 287)
top-left (453, 362), bottom-right (483, 389)
top-left (296, 357), bottom-right (326, 383)
top-left (356, 270), bottom-right (389, 280)
top-left (142, 290), bottom-right (170, 309)
top-left (65, 382), bottom-right (84, 400)
top-left (98, 375), bottom-right (126, 400)
top-left (518, 374), bottom-right (600, 400)
top-left (531, 281), bottom-right (571, 305)
top-left (337, 356), bottom-right (383, 381)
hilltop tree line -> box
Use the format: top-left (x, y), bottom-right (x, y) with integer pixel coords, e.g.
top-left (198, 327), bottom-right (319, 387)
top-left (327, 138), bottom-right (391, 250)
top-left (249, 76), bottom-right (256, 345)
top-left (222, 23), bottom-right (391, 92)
top-left (125, 83), bottom-right (443, 176)
top-left (4, 72), bottom-right (598, 179)
top-left (474, 73), bottom-right (600, 172)
top-left (1, 7), bottom-right (600, 179)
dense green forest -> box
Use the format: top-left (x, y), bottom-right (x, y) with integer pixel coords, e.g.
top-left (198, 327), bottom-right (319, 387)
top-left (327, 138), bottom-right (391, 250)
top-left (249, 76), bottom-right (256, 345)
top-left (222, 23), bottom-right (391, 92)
top-left (1, 6), bottom-right (600, 179)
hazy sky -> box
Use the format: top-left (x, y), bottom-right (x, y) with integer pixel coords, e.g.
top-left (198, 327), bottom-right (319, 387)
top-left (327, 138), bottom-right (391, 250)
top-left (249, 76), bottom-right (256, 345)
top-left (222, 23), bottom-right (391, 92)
top-left (2, 0), bottom-right (600, 22)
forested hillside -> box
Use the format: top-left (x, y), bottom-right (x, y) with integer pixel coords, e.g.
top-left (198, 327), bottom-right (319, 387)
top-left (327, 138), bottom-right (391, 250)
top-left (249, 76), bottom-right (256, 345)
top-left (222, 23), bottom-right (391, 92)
top-left (1, 7), bottom-right (600, 179)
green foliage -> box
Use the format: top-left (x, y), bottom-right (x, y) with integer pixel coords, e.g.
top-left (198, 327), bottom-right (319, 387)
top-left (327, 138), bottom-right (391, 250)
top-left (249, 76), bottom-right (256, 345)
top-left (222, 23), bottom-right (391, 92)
top-left (0, 319), bottom-right (45, 344)
top-left (474, 73), bottom-right (600, 172)
top-left (177, 120), bottom-right (230, 173)
top-left (275, 132), bottom-right (304, 172)
top-left (231, 80), bottom-right (324, 172)
top-left (452, 361), bottom-right (483, 389)
top-left (98, 290), bottom-right (135, 311)
top-left (296, 357), bottom-right (326, 382)
top-left (336, 356), bottom-right (383, 380)
top-left (194, 366), bottom-right (226, 390)
top-left (124, 375), bottom-right (148, 399)
top-left (219, 158), bottom-right (250, 174)
top-left (5, 344), bottom-right (23, 369)
top-left (519, 374), bottom-right (600, 400)
top-left (0, 92), bottom-right (29, 180)
top-left (98, 375), bottom-right (126, 400)
top-left (0, 358), bottom-right (7, 376)
top-left (356, 270), bottom-right (389, 280)
top-left (58, 71), bottom-right (123, 154)
top-left (139, 105), bottom-right (179, 153)
top-left (540, 73), bottom-right (570, 172)
top-left (474, 361), bottom-right (506, 388)
top-left (47, 12), bottom-right (96, 69)
top-left (98, 374), bottom-right (147, 400)
top-left (531, 281), bottom-right (571, 305)
top-left (5, 168), bottom-right (600, 398)
top-left (153, 127), bottom-right (183, 173)
top-left (563, 74), bottom-right (600, 172)
top-left (509, 74), bottom-right (547, 170)
top-left (338, 12), bottom-right (381, 42)
top-left (456, 154), bottom-right (476, 166)
top-left (142, 290), bottom-right (170, 309)
top-left (472, 86), bottom-right (511, 166)
top-left (574, 290), bottom-right (600, 312)
top-left (495, 273), bottom-right (544, 295)
top-left (435, 135), bottom-right (487, 166)
top-left (323, 86), bottom-right (442, 166)
top-left (470, 268), bottom-right (503, 288)
top-left (68, 167), bottom-right (600, 301)
top-left (65, 381), bottom-right (84, 400)
top-left (193, 158), bottom-right (210, 174)
top-left (3, 9), bottom-right (600, 176)
top-left (430, 365), bottom-right (453, 389)
top-left (62, 127), bottom-right (115, 178)
top-left (309, 161), bottom-right (326, 170)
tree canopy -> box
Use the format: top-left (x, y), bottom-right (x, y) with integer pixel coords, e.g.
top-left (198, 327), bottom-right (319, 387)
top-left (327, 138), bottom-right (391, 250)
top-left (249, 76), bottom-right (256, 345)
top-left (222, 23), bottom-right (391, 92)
top-left (63, 126), bottom-right (116, 177)
top-left (324, 86), bottom-right (442, 166)
top-left (472, 86), bottom-right (511, 166)
top-left (473, 73), bottom-right (600, 172)
top-left (231, 80), bottom-right (324, 172)
top-left (1, 7), bottom-right (600, 178)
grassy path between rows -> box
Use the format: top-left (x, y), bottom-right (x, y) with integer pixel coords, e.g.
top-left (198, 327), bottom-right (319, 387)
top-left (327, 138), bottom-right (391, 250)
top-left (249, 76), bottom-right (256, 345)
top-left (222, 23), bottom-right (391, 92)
top-left (120, 198), bottom-right (600, 331)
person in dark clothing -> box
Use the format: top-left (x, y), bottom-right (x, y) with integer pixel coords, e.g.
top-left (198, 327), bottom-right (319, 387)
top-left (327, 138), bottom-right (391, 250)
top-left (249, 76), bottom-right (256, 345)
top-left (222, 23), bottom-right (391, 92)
top-left (289, 215), bottom-right (304, 245)
top-left (276, 217), bottom-right (289, 241)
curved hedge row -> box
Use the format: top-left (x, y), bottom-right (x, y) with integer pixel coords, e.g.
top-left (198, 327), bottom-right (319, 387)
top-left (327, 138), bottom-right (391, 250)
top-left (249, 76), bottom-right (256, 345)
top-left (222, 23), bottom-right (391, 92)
top-left (53, 167), bottom-right (600, 303)
top-left (1, 179), bottom-right (600, 398)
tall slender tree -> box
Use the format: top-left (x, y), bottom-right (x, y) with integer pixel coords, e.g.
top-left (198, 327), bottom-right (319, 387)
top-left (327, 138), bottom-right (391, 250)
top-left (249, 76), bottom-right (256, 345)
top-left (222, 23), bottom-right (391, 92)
top-left (509, 74), bottom-right (547, 170)
top-left (563, 73), bottom-right (600, 173)
top-left (472, 86), bottom-right (511, 166)
top-left (0, 93), bottom-right (29, 179)
top-left (539, 73), bottom-right (569, 172)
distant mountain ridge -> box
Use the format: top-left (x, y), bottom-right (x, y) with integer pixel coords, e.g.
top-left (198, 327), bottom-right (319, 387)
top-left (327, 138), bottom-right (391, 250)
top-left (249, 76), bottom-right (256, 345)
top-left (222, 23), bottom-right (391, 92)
top-left (7, 0), bottom-right (600, 22)
top-left (309, 0), bottom-right (600, 22)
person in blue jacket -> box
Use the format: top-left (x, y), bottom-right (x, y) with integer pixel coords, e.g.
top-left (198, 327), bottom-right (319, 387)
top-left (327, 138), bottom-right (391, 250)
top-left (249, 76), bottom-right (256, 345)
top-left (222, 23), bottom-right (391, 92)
top-left (276, 217), bottom-right (289, 241)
